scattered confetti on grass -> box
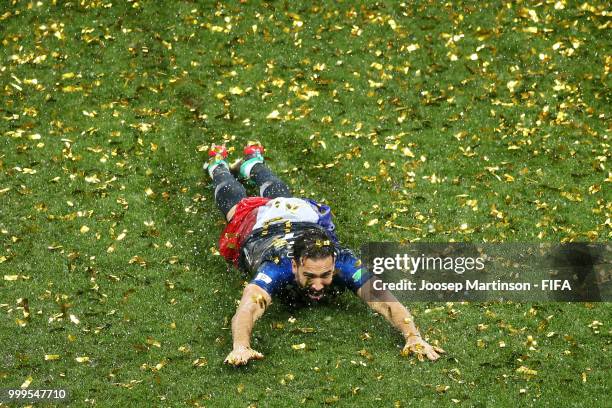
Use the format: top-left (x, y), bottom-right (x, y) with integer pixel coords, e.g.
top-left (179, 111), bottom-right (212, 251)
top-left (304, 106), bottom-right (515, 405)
top-left (0, 0), bottom-right (610, 406)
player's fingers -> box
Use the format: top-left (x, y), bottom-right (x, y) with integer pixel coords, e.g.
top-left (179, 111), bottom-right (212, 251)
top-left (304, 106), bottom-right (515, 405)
top-left (426, 349), bottom-right (440, 361)
top-left (227, 351), bottom-right (251, 366)
top-left (251, 351), bottom-right (264, 360)
top-left (433, 346), bottom-right (446, 354)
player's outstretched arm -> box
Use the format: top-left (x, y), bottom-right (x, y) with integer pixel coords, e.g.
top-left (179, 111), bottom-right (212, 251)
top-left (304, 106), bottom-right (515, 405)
top-left (356, 278), bottom-right (445, 361)
top-left (224, 283), bottom-right (272, 366)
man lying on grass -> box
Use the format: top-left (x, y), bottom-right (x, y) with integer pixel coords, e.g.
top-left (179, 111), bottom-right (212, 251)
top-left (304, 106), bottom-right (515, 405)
top-left (204, 142), bottom-right (444, 366)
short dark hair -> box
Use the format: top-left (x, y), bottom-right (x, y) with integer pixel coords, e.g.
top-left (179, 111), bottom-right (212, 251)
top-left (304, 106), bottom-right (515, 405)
top-left (292, 229), bottom-right (336, 264)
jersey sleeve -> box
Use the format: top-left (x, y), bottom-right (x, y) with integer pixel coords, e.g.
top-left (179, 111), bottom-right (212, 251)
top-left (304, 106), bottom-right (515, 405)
top-left (334, 248), bottom-right (373, 292)
top-left (249, 257), bottom-right (293, 296)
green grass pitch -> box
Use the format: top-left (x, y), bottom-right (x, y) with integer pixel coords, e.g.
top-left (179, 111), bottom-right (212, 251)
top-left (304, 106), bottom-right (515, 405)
top-left (0, 0), bottom-right (610, 406)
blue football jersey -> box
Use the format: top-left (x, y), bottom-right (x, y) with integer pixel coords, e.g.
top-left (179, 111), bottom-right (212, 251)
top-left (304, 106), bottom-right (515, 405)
top-left (250, 247), bottom-right (372, 297)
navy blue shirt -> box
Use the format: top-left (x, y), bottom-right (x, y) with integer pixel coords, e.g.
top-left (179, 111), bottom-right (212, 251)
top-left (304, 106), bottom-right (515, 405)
top-left (250, 246), bottom-right (371, 297)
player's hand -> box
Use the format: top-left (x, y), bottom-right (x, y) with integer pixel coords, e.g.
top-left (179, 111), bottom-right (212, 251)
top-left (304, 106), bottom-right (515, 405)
top-left (224, 346), bottom-right (264, 366)
top-left (401, 335), bottom-right (445, 361)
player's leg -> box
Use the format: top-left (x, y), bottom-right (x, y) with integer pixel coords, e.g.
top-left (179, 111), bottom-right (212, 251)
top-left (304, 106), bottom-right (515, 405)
top-left (205, 145), bottom-right (246, 222)
top-left (233, 142), bottom-right (292, 199)
top-left (251, 161), bottom-right (292, 198)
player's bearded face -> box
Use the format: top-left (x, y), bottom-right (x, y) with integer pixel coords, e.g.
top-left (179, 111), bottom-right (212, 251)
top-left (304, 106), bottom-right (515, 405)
top-left (292, 256), bottom-right (335, 301)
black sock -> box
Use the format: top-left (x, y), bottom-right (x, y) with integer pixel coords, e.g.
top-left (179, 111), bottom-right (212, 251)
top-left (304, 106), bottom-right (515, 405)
top-left (212, 166), bottom-right (247, 217)
top-left (250, 163), bottom-right (292, 198)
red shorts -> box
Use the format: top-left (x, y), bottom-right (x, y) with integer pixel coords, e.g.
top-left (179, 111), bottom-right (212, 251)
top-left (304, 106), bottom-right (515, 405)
top-left (219, 197), bottom-right (271, 266)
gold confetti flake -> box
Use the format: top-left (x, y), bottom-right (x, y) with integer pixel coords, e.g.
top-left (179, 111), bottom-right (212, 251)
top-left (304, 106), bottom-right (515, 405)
top-left (507, 80), bottom-right (519, 93)
top-left (313, 63), bottom-right (326, 72)
top-left (266, 110), bottom-right (280, 120)
top-left (435, 385), bottom-right (450, 393)
top-left (271, 78), bottom-right (285, 88)
top-left (85, 174), bottom-right (100, 184)
top-left (516, 366), bottom-right (537, 377)
top-left (401, 147), bottom-right (415, 157)
top-left (368, 80), bottom-right (383, 88)
top-left (135, 122), bottom-right (152, 133)
top-left (20, 376), bottom-right (33, 389)
top-left (192, 357), bottom-right (208, 367)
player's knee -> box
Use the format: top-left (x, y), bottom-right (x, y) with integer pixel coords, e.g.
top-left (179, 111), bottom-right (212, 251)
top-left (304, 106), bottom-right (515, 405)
top-left (261, 178), bottom-right (291, 198)
top-left (215, 180), bottom-right (246, 199)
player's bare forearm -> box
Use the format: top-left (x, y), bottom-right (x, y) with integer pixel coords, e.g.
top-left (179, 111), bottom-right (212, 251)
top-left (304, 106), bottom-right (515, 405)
top-left (224, 284), bottom-right (272, 366)
top-left (231, 306), bottom-right (257, 348)
top-left (357, 279), bottom-right (419, 337)
top-left (357, 278), bottom-right (420, 339)
top-left (230, 284), bottom-right (270, 348)
top-left (365, 295), bottom-right (420, 339)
